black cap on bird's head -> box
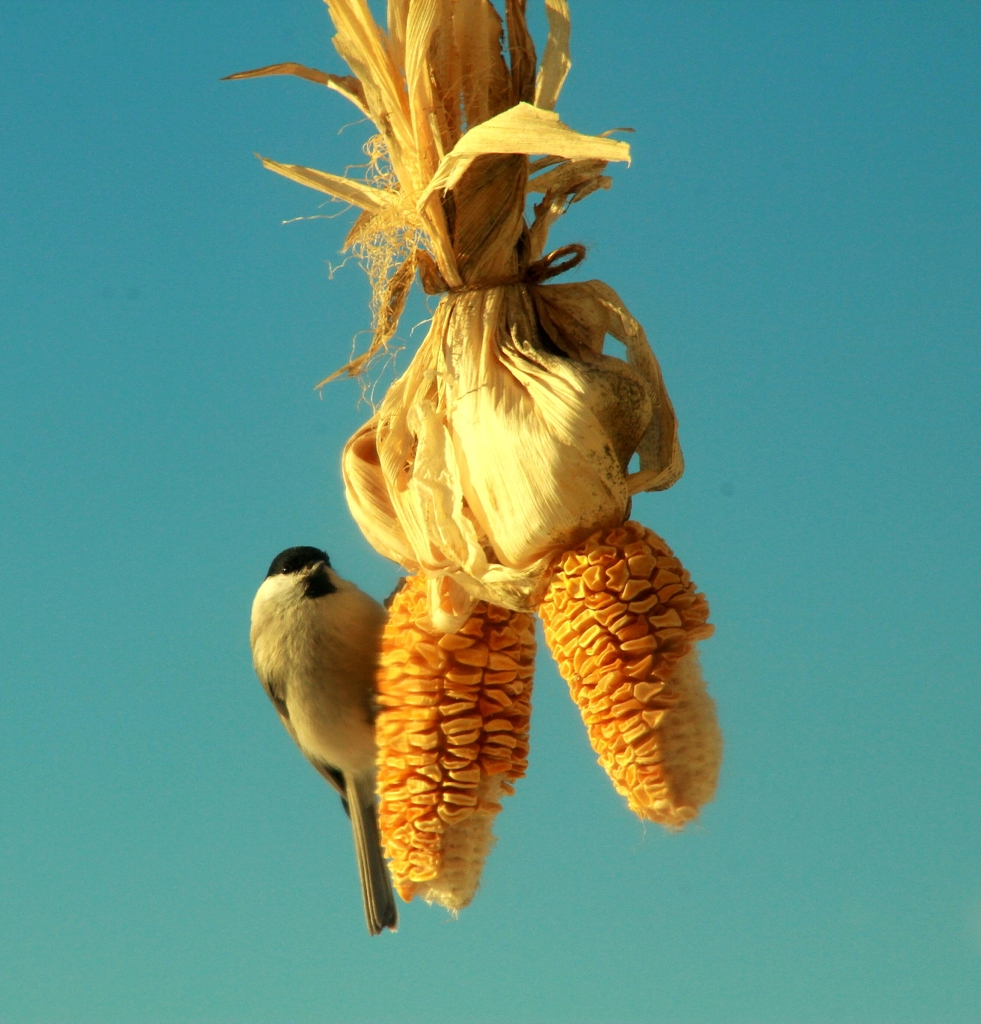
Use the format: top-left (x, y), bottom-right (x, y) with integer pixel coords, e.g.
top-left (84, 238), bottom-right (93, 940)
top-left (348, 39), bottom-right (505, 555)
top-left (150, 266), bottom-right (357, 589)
top-left (266, 546), bottom-right (330, 577)
top-left (265, 547), bottom-right (337, 598)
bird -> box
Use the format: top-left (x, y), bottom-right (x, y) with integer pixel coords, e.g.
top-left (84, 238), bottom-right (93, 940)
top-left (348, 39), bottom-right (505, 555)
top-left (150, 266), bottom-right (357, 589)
top-left (250, 545), bottom-right (398, 935)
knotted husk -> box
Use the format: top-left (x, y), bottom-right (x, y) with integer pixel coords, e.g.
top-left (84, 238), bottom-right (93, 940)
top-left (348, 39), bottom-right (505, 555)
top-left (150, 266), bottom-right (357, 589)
top-left (375, 572), bottom-right (535, 910)
top-left (538, 521), bottom-right (721, 826)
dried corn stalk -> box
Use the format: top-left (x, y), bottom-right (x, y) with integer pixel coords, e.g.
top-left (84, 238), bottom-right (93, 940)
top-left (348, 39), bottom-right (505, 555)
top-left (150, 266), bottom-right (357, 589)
top-left (376, 573), bottom-right (534, 909)
top-left (539, 521), bottom-right (720, 826)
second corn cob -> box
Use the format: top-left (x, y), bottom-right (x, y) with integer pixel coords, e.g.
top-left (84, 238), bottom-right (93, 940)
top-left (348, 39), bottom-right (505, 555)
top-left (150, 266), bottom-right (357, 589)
top-left (539, 520), bottom-right (721, 828)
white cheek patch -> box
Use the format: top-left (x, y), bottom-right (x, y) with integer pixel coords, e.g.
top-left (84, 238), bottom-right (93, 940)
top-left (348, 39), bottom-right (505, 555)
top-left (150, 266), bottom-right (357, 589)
top-left (254, 573), bottom-right (301, 608)
top-left (251, 574), bottom-right (306, 644)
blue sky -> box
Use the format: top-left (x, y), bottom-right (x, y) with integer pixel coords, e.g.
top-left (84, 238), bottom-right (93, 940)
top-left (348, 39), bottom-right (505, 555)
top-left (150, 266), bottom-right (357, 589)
top-left (1, 2), bottom-right (979, 1022)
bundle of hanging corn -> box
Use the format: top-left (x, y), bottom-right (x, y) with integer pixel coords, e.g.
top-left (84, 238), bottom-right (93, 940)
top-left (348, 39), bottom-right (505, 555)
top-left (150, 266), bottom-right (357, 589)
top-left (229, 0), bottom-right (722, 911)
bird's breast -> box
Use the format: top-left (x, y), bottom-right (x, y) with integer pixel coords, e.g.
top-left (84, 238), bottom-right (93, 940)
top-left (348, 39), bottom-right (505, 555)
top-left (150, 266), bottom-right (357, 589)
top-left (284, 588), bottom-right (384, 774)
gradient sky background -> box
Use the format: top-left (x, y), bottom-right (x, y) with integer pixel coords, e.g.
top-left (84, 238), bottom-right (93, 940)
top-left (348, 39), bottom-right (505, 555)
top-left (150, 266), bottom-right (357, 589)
top-left (1, 2), bottom-right (979, 1022)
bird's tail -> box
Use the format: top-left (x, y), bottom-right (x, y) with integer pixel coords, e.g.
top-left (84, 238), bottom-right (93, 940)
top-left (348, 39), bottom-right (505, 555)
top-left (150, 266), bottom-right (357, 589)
top-left (347, 772), bottom-right (398, 935)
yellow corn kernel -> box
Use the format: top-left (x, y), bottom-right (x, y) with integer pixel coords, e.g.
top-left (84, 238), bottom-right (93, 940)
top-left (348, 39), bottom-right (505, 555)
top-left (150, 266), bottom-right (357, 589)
top-left (539, 521), bottom-right (722, 828)
top-left (376, 574), bottom-right (535, 910)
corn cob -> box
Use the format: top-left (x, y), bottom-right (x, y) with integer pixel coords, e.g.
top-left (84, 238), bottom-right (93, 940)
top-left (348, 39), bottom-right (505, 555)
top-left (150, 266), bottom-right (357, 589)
top-left (375, 573), bottom-right (535, 910)
top-left (539, 521), bottom-right (721, 828)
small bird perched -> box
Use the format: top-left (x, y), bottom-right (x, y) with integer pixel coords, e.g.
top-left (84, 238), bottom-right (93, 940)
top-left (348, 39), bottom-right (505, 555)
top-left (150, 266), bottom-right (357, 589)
top-left (250, 546), bottom-right (398, 935)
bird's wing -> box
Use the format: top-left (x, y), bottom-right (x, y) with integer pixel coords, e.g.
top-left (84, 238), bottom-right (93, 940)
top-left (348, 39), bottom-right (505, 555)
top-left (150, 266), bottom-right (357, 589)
top-left (312, 759), bottom-right (349, 808)
top-left (258, 671), bottom-right (294, 732)
top-left (257, 668), bottom-right (350, 806)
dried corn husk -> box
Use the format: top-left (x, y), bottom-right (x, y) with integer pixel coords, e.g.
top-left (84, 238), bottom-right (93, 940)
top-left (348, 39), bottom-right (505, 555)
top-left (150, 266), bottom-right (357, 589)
top-left (376, 573), bottom-right (534, 910)
top-left (230, 0), bottom-right (682, 621)
top-left (539, 521), bottom-right (721, 826)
